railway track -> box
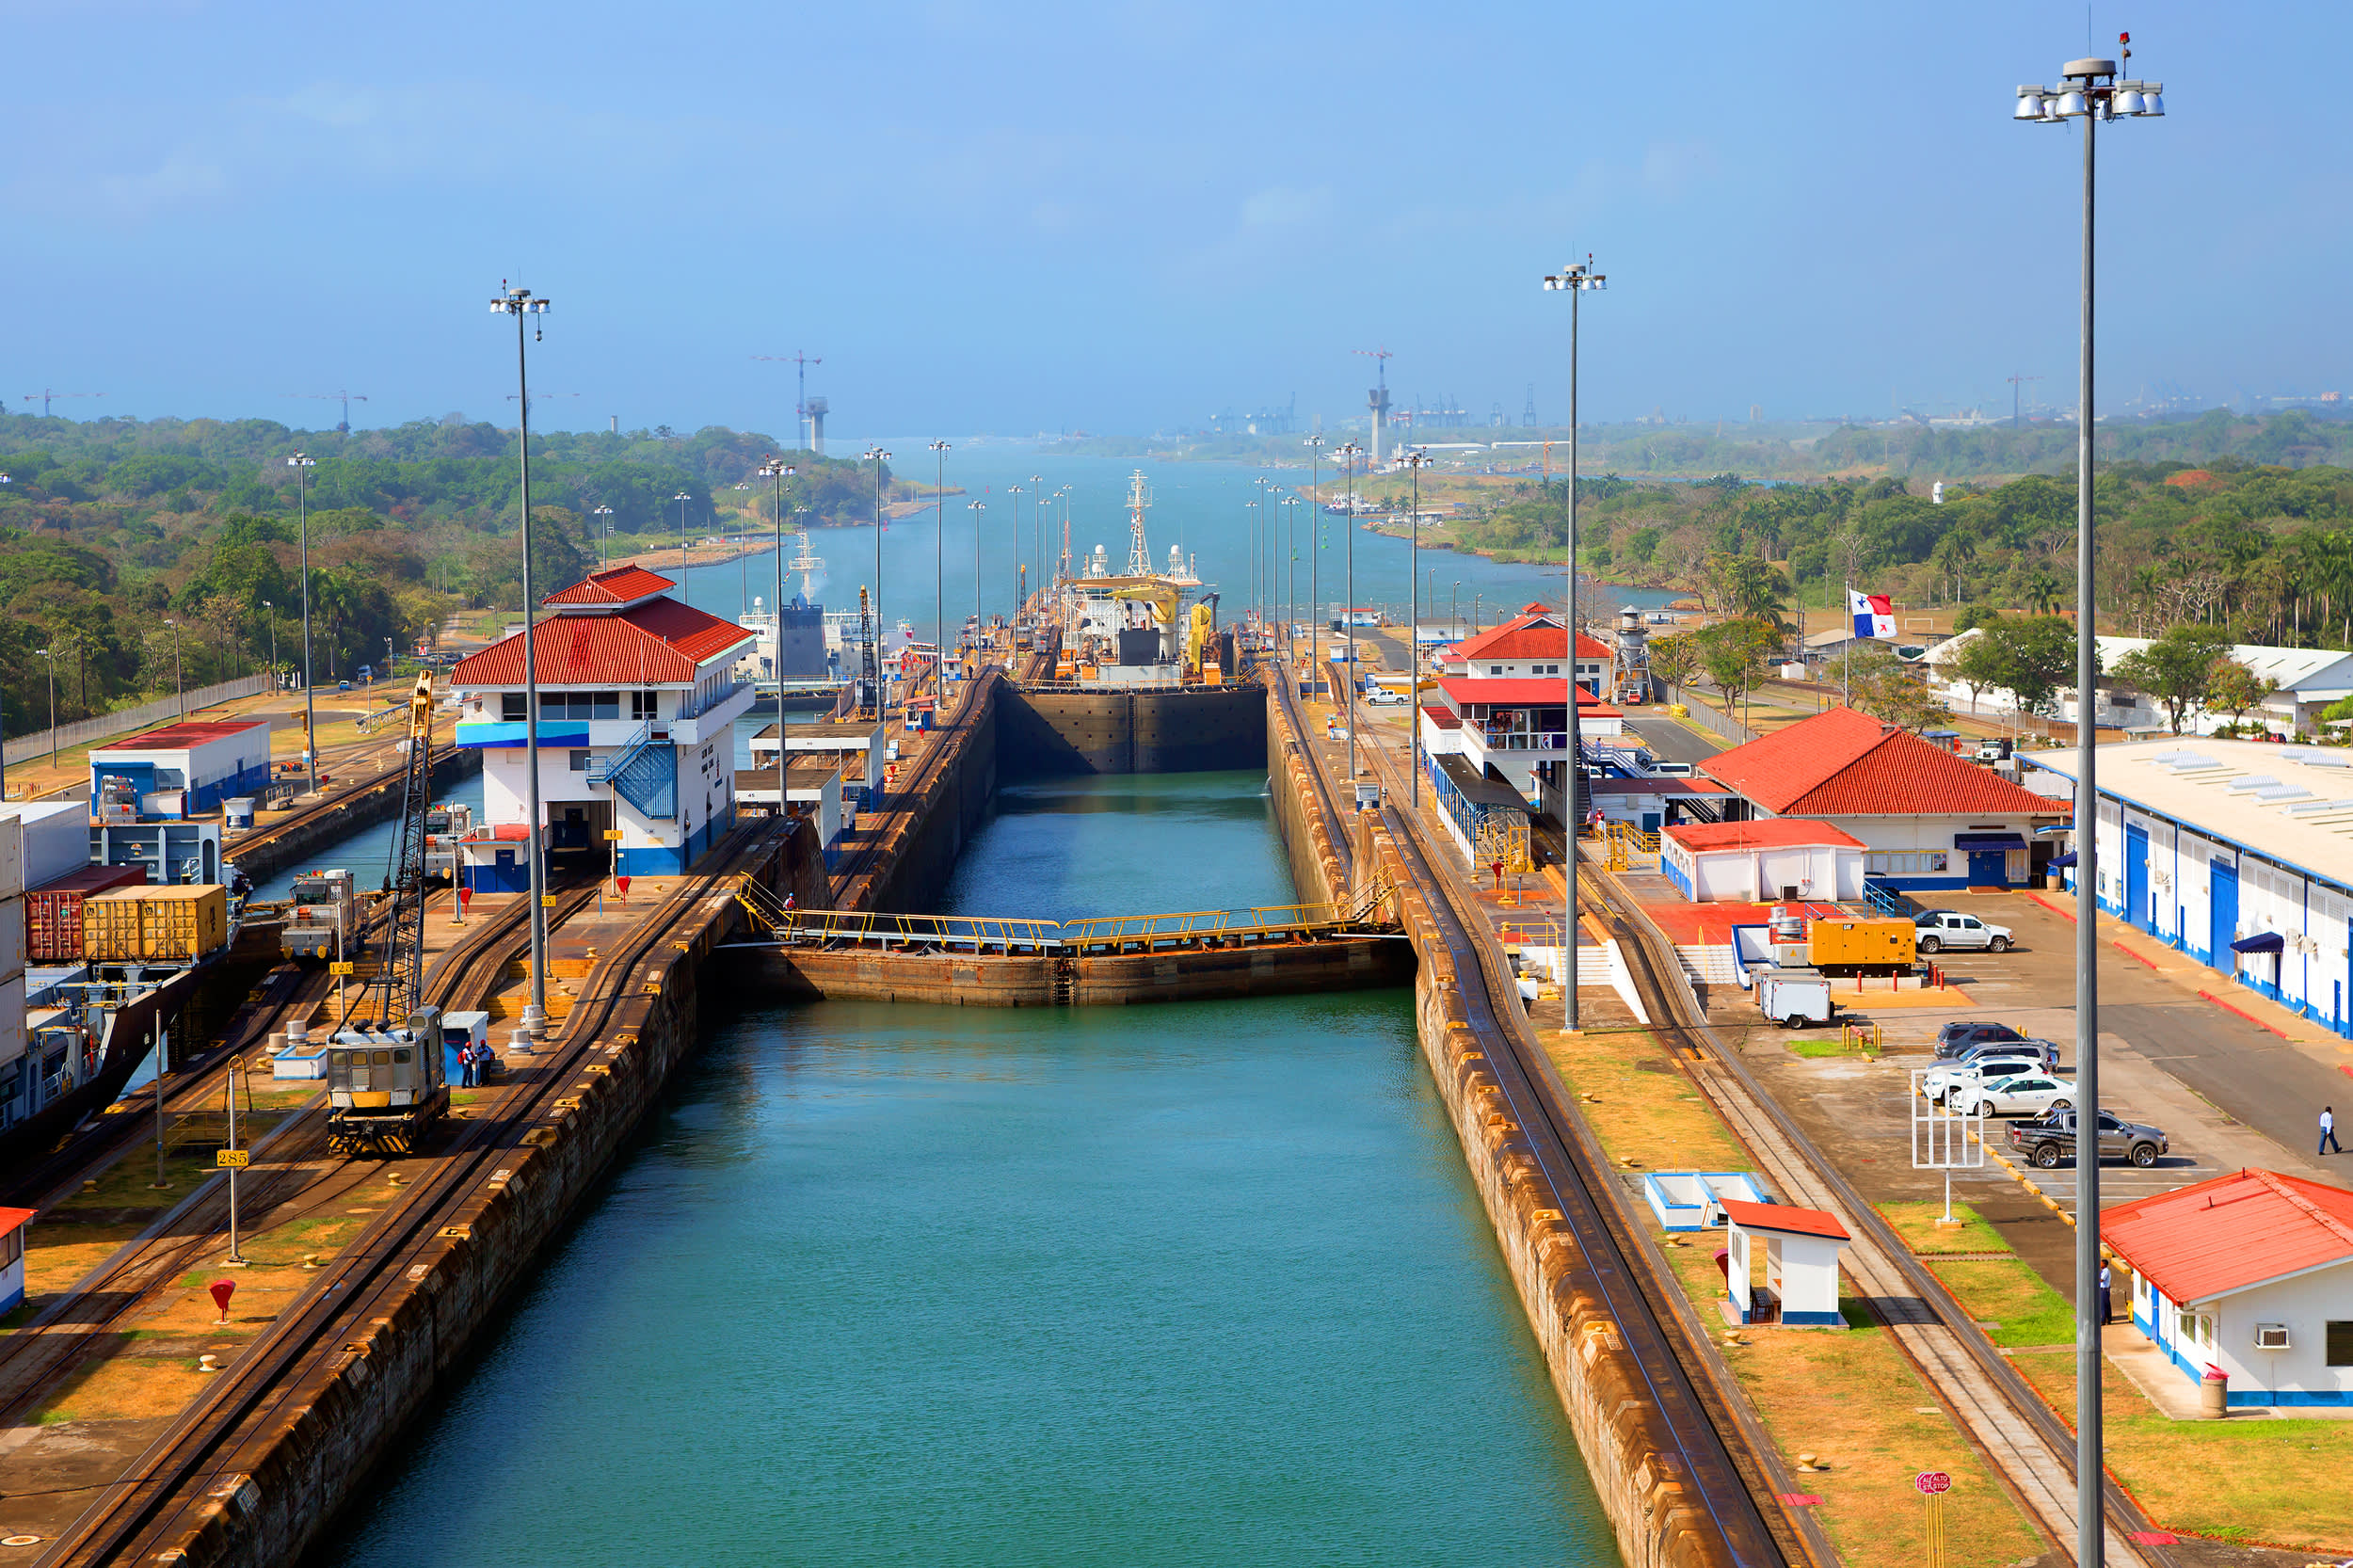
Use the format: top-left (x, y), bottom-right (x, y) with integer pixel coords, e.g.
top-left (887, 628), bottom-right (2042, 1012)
top-left (36, 823), bottom-right (777, 1568)
top-left (830, 666), bottom-right (997, 907)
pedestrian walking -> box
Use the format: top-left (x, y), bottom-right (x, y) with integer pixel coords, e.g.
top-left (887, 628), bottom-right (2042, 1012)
top-left (2324, 1104), bottom-right (2343, 1157)
top-left (2097, 1261), bottom-right (2112, 1326)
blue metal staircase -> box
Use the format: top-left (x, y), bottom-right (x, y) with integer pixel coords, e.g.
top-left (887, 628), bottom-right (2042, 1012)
top-left (587, 722), bottom-right (677, 819)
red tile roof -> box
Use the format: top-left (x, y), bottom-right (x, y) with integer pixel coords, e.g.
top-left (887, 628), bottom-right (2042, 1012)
top-left (450, 597), bottom-right (754, 687)
top-left (1449, 607), bottom-right (1611, 664)
top-left (542, 565), bottom-right (678, 607)
top-left (0, 1207), bottom-right (32, 1237)
top-left (1663, 820), bottom-right (1865, 853)
top-left (1699, 706), bottom-right (2057, 816)
top-left (1438, 677), bottom-right (1621, 714)
top-left (1419, 705), bottom-right (1462, 729)
top-left (99, 718), bottom-right (270, 753)
top-left (2104, 1168), bottom-right (2353, 1304)
top-left (1720, 1198), bottom-right (1849, 1241)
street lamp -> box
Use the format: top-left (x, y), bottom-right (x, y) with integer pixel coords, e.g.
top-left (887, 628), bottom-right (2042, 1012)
top-left (1005, 484), bottom-right (1024, 623)
top-left (593, 504), bottom-right (615, 568)
top-left (1028, 474), bottom-right (1044, 607)
top-left (33, 646), bottom-right (55, 768)
top-left (865, 447), bottom-right (891, 694)
top-left (759, 457), bottom-right (796, 815)
top-left (161, 619), bottom-right (184, 721)
top-left (733, 482), bottom-right (753, 617)
top-left (490, 281), bottom-right (552, 1046)
top-left (287, 452), bottom-right (320, 795)
top-left (1245, 497), bottom-right (1260, 657)
top-left (1336, 441), bottom-right (1364, 781)
top-left (259, 602), bottom-right (277, 689)
top-left (1401, 449), bottom-right (1431, 808)
top-left (1544, 251), bottom-right (1607, 1033)
top-left (675, 490), bottom-right (693, 582)
top-left (930, 440), bottom-right (952, 684)
top-left (2014, 43), bottom-right (2162, 1568)
top-left (967, 501), bottom-right (986, 648)
top-left (1281, 496), bottom-right (1302, 661)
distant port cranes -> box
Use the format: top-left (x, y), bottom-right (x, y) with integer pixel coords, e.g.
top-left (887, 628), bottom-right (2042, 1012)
top-left (288, 390), bottom-right (369, 431)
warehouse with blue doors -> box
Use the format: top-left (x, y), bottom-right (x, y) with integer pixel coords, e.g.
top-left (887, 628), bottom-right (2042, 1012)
top-left (2024, 738), bottom-right (2353, 1037)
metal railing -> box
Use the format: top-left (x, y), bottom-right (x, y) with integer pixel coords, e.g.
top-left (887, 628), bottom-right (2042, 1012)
top-left (2, 672), bottom-right (272, 768)
top-left (730, 878), bottom-right (1394, 953)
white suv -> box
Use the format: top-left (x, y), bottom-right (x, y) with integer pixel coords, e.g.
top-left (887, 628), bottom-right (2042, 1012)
top-left (1915, 910), bottom-right (2014, 953)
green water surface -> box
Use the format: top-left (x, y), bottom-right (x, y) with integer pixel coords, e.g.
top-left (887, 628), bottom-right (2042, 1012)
top-left (314, 775), bottom-right (1616, 1567)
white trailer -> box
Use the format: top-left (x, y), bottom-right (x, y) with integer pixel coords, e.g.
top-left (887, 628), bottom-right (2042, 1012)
top-left (1758, 970), bottom-right (1835, 1030)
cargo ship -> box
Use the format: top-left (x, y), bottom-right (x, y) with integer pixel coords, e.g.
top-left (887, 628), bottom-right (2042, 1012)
top-left (1052, 472), bottom-right (1216, 687)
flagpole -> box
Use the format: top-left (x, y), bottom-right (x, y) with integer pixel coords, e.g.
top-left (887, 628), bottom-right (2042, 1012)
top-left (1842, 582), bottom-right (1852, 707)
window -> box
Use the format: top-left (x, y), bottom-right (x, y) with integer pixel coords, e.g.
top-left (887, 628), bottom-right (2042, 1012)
top-left (2329, 1321), bottom-right (2353, 1367)
top-left (502, 694), bottom-right (526, 722)
top-left (568, 750), bottom-right (590, 772)
top-left (1, 1227), bottom-right (18, 1266)
top-left (1865, 851), bottom-right (1949, 874)
top-left (2178, 1307), bottom-right (2210, 1348)
top-left (1490, 664), bottom-right (1504, 676)
top-left (632, 691), bottom-right (660, 720)
top-left (542, 692), bottom-right (621, 720)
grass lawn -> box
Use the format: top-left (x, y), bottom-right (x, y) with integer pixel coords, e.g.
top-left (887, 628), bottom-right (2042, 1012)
top-left (1876, 1200), bottom-right (2007, 1256)
top-left (1786, 1038), bottom-right (1862, 1060)
top-left (1545, 1027), bottom-right (2045, 1568)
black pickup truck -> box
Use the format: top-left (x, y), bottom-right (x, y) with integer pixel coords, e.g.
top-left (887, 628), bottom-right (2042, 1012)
top-left (2008, 1109), bottom-right (2168, 1169)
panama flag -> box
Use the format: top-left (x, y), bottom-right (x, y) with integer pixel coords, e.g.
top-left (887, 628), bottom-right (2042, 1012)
top-left (1848, 588), bottom-right (1896, 639)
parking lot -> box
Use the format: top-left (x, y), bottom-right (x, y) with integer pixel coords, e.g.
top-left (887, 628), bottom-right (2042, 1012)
top-left (1718, 889), bottom-right (2349, 1293)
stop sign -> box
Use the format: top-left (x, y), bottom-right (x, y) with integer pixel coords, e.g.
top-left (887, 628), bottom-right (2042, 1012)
top-left (1913, 1472), bottom-right (1951, 1496)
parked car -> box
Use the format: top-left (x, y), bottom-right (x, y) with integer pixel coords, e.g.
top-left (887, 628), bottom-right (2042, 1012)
top-left (2008, 1109), bottom-right (2169, 1169)
top-left (1952, 1036), bottom-right (2061, 1070)
top-left (336, 680), bottom-right (352, 691)
top-left (1914, 909), bottom-right (2014, 953)
top-left (1933, 1020), bottom-right (2030, 1059)
top-left (1956, 1072), bottom-right (2075, 1118)
top-left (1923, 1052), bottom-right (2056, 1104)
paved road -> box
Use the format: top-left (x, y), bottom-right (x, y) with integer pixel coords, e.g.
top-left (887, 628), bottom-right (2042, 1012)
top-left (1625, 714), bottom-right (1726, 769)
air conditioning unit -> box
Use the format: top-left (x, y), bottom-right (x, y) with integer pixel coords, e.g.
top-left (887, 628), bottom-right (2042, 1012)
top-left (2254, 1323), bottom-right (2290, 1351)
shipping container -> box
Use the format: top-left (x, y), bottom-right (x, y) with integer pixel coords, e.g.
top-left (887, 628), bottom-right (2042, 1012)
top-left (24, 866), bottom-right (148, 965)
top-left (0, 894), bottom-right (21, 984)
top-left (1806, 917), bottom-right (1917, 972)
top-left (0, 818), bottom-right (19, 902)
top-left (83, 884), bottom-right (228, 964)
top-left (0, 802), bottom-right (90, 892)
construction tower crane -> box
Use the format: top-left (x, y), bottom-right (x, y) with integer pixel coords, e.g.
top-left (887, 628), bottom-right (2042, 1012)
top-left (287, 391), bottom-right (370, 432)
top-left (2005, 374), bottom-right (2044, 428)
top-left (753, 351), bottom-right (823, 450)
top-left (22, 391), bottom-right (103, 416)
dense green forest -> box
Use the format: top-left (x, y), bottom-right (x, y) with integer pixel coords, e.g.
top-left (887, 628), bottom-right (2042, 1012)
top-left (0, 411), bottom-right (892, 739)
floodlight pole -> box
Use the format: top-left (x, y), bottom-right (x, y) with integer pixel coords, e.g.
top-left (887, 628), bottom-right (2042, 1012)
top-left (2015, 47), bottom-right (2163, 1568)
top-left (1402, 451), bottom-right (1429, 808)
top-left (760, 458), bottom-right (794, 816)
top-left (491, 284), bottom-right (552, 1042)
top-left (1305, 436), bottom-right (1324, 681)
top-left (1545, 255), bottom-right (1605, 1032)
top-left (931, 440), bottom-right (951, 690)
top-left (1337, 441), bottom-right (1363, 783)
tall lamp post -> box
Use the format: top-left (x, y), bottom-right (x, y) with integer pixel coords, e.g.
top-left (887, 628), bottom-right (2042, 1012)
top-left (732, 483), bottom-right (752, 617)
top-left (1544, 253), bottom-right (1607, 1033)
top-left (490, 282), bottom-right (552, 1045)
top-left (260, 604), bottom-right (277, 688)
top-left (35, 646), bottom-right (55, 766)
top-left (1336, 441), bottom-right (1363, 782)
top-left (2014, 46), bottom-right (2163, 1568)
top-left (288, 452), bottom-right (319, 794)
top-left (930, 440), bottom-right (952, 686)
top-left (1245, 497), bottom-right (1260, 655)
top-left (1027, 474), bottom-right (1044, 607)
top-left (1282, 496), bottom-right (1302, 661)
top-left (675, 490), bottom-right (693, 583)
top-left (1401, 449), bottom-right (1430, 808)
top-left (968, 501), bottom-right (985, 646)
top-left (162, 619), bottom-right (184, 721)
top-left (1006, 485), bottom-right (1024, 623)
top-left (865, 446), bottom-right (891, 693)
top-left (593, 504), bottom-right (614, 568)
top-left (759, 457), bottom-right (795, 814)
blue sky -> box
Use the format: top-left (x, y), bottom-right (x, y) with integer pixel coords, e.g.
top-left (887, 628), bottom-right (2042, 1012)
top-left (2, 1), bottom-right (2339, 436)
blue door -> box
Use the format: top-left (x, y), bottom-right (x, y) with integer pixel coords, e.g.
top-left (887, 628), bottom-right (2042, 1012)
top-left (2125, 824), bottom-right (2151, 930)
top-left (2209, 858), bottom-right (2239, 968)
top-left (1968, 850), bottom-right (2008, 887)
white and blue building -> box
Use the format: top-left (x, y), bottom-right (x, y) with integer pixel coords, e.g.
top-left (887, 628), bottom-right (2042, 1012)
top-left (89, 718), bottom-right (272, 820)
top-left (2025, 738), bottom-right (2353, 1036)
top-left (449, 566), bottom-right (757, 881)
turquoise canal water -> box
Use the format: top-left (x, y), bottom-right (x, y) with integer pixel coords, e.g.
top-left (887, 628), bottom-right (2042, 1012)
top-left (314, 775), bottom-right (1616, 1567)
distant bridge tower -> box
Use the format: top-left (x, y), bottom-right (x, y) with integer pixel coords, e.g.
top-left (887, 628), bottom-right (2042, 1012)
top-left (806, 396), bottom-right (829, 456)
top-left (1357, 347), bottom-right (1393, 465)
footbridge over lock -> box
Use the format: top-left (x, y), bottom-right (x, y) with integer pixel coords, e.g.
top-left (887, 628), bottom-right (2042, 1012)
top-left (723, 874), bottom-right (1413, 1005)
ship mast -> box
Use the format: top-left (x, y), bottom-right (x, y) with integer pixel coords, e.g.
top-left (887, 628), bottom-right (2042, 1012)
top-left (1125, 470), bottom-right (1152, 576)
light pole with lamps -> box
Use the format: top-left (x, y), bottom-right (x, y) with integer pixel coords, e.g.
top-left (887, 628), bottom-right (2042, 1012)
top-left (930, 440), bottom-right (952, 685)
top-left (1005, 485), bottom-right (1024, 623)
top-left (968, 501), bottom-right (985, 647)
top-left (865, 447), bottom-right (891, 695)
top-left (675, 490), bottom-right (693, 583)
top-left (1304, 436), bottom-right (1324, 676)
top-left (2013, 45), bottom-right (2163, 1568)
top-left (759, 457), bottom-right (795, 813)
top-left (288, 452), bottom-right (319, 794)
top-left (1336, 441), bottom-right (1363, 782)
top-left (162, 620), bottom-right (184, 722)
top-left (34, 646), bottom-right (56, 768)
top-left (1401, 449), bottom-right (1430, 808)
top-left (1544, 252), bottom-right (1606, 1033)
top-left (1027, 474), bottom-right (1044, 608)
top-left (732, 483), bottom-right (752, 617)
top-left (1246, 497), bottom-right (1260, 655)
top-left (593, 504), bottom-right (614, 568)
top-left (489, 282), bottom-right (552, 1045)
top-left (260, 604), bottom-right (277, 689)
top-left (1282, 496), bottom-right (1302, 662)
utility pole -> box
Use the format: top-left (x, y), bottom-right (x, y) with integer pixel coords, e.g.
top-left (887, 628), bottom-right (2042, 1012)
top-left (1544, 252), bottom-right (1606, 1033)
top-left (1305, 435), bottom-right (1325, 680)
top-left (1337, 441), bottom-right (1364, 783)
top-left (1402, 450), bottom-right (1430, 808)
top-left (931, 441), bottom-right (952, 677)
top-left (760, 457), bottom-right (795, 816)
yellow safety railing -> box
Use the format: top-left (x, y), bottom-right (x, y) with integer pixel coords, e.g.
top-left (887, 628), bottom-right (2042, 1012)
top-left (731, 878), bottom-right (1393, 953)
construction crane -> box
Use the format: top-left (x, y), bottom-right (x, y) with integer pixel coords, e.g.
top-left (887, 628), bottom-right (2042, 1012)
top-left (753, 351), bottom-right (822, 450)
top-left (288, 391), bottom-right (370, 432)
top-left (504, 392), bottom-right (580, 415)
top-left (371, 669), bottom-right (439, 1025)
top-left (2005, 374), bottom-right (2044, 428)
top-left (22, 390), bottom-right (103, 416)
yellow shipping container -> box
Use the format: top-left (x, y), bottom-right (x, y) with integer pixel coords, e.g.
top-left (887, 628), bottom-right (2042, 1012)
top-left (1806, 917), bottom-right (1916, 971)
top-left (82, 884), bottom-right (231, 964)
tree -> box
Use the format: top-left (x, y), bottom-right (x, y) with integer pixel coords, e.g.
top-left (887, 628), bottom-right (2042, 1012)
top-left (2111, 624), bottom-right (2232, 734)
top-left (1950, 625), bottom-right (2011, 715)
top-left (1844, 643), bottom-right (1950, 731)
top-left (1695, 617), bottom-right (1775, 717)
top-left (1649, 631), bottom-right (1699, 690)
top-left (2206, 658), bottom-right (2279, 733)
top-left (1978, 616), bottom-right (2078, 715)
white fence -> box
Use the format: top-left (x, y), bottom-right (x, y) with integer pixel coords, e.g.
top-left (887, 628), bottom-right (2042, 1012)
top-left (4, 674), bottom-right (273, 768)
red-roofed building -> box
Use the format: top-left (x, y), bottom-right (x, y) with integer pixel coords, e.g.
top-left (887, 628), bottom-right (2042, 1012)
top-left (1698, 707), bottom-right (2064, 889)
top-left (1660, 819), bottom-right (1866, 904)
top-left (1436, 604), bottom-right (1613, 696)
top-left (1721, 1199), bottom-right (1850, 1327)
top-left (89, 716), bottom-right (272, 820)
top-left (448, 569), bottom-right (759, 879)
top-left (1422, 672), bottom-right (1623, 806)
top-left (2105, 1168), bottom-right (2353, 1407)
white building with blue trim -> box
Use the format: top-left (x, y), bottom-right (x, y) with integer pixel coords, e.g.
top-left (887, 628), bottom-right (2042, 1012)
top-left (2024, 738), bottom-right (2353, 1036)
top-left (448, 566), bottom-right (757, 882)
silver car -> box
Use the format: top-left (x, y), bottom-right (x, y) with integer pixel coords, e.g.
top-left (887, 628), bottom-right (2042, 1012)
top-left (1924, 1052), bottom-right (2052, 1104)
